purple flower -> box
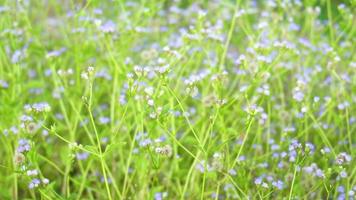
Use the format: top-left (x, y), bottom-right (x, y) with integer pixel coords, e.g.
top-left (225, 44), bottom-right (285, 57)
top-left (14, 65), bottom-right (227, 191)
top-left (254, 177), bottom-right (262, 185)
top-left (315, 169), bottom-right (325, 178)
top-left (154, 192), bottom-right (168, 200)
top-left (17, 139), bottom-right (31, 153)
top-left (11, 50), bottom-right (24, 63)
top-left (76, 152), bottom-right (89, 161)
top-left (46, 47), bottom-right (66, 58)
top-left (0, 80), bottom-right (9, 88)
top-left (99, 20), bottom-right (116, 33)
top-left (28, 178), bottom-right (41, 189)
top-left (272, 180), bottom-right (284, 190)
top-left (99, 116), bottom-right (110, 124)
top-left (139, 138), bottom-right (152, 147)
top-left (228, 169), bottom-right (237, 176)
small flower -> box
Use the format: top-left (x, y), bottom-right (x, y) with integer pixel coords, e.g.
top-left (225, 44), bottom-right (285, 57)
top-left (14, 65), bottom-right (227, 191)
top-left (0, 79), bottom-right (9, 89)
top-left (272, 180), bottom-right (284, 190)
top-left (211, 153), bottom-right (223, 171)
top-left (87, 66), bottom-right (95, 75)
top-left (46, 47), bottom-right (66, 58)
top-left (228, 169), bottom-right (237, 176)
top-left (14, 152), bottom-right (25, 165)
top-left (81, 72), bottom-right (89, 80)
top-left (139, 138), bottom-right (152, 147)
top-left (27, 169), bottom-right (38, 176)
top-left (81, 66), bottom-right (95, 80)
top-left (202, 95), bottom-right (216, 107)
top-left (99, 20), bottom-right (116, 33)
top-left (336, 152), bottom-right (352, 165)
top-left (24, 102), bottom-right (51, 113)
top-left (42, 178), bottom-right (49, 185)
top-left (144, 86), bottom-right (154, 96)
top-left (147, 99), bottom-right (154, 106)
top-left (315, 169), bottom-right (325, 178)
top-left (76, 152), bottom-right (89, 161)
top-left (254, 177), bottom-right (262, 185)
top-left (149, 112), bottom-right (157, 119)
top-left (339, 170), bottom-right (347, 178)
top-left (28, 178), bottom-right (41, 189)
top-left (155, 145), bottom-right (173, 157)
top-left (261, 182), bottom-right (269, 188)
top-left (25, 122), bottom-right (38, 134)
top-left (196, 160), bottom-right (212, 173)
top-left (98, 116), bottom-right (110, 125)
top-left (154, 192), bottom-right (168, 200)
top-left (17, 139), bottom-right (31, 153)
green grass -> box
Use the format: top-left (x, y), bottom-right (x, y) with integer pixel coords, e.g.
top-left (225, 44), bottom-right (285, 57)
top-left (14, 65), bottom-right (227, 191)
top-left (0, 0), bottom-right (355, 199)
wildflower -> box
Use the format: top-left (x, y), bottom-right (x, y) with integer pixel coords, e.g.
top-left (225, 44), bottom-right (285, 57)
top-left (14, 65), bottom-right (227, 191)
top-left (27, 169), bottom-right (39, 176)
top-left (134, 66), bottom-right (149, 77)
top-left (0, 80), bottom-right (9, 89)
top-left (149, 112), bottom-right (157, 119)
top-left (261, 182), bottom-right (269, 188)
top-left (139, 138), bottom-right (152, 147)
top-left (339, 170), bottom-right (347, 178)
top-left (254, 177), bottom-right (262, 185)
top-left (315, 169), bottom-right (325, 178)
top-left (338, 186), bottom-right (345, 193)
top-left (144, 86), bottom-right (154, 96)
top-left (2, 129), bottom-right (8, 136)
top-left (17, 139), bottom-right (31, 153)
top-left (196, 160), bottom-right (212, 173)
top-left (81, 72), bottom-right (89, 80)
top-left (8, 126), bottom-right (18, 135)
top-left (155, 145), bottom-right (172, 157)
top-left (25, 122), bottom-right (38, 134)
top-left (202, 95), bottom-right (216, 107)
top-left (87, 66), bottom-right (95, 75)
top-left (154, 192), bottom-right (168, 200)
top-left (100, 176), bottom-right (112, 183)
top-left (0, 6), bottom-right (10, 13)
top-left (272, 180), bottom-right (284, 190)
top-left (228, 169), bottom-right (237, 176)
top-left (147, 99), bottom-right (154, 106)
top-left (14, 152), bottom-right (25, 165)
top-left (28, 178), bottom-right (41, 189)
top-left (98, 116), bottom-right (110, 124)
top-left (24, 102), bottom-right (51, 113)
top-left (185, 86), bottom-right (199, 98)
top-left (303, 163), bottom-right (325, 178)
top-left (46, 47), bottom-right (66, 58)
top-left (57, 68), bottom-right (73, 76)
top-left (11, 50), bottom-right (25, 63)
top-left (95, 68), bottom-right (112, 80)
top-left (101, 137), bottom-right (109, 144)
top-left (42, 178), bottom-right (49, 185)
top-left (81, 66), bottom-right (95, 80)
top-left (99, 20), bottom-right (116, 33)
top-left (76, 152), bottom-right (89, 161)
top-left (337, 101), bottom-right (350, 110)
top-left (336, 152), bottom-right (352, 165)
top-left (257, 84), bottom-right (270, 96)
top-left (42, 130), bottom-right (49, 137)
top-left (293, 90), bottom-right (304, 102)
top-left (215, 98), bottom-right (227, 106)
top-left (155, 65), bottom-right (169, 75)
top-left (320, 147), bottom-right (331, 154)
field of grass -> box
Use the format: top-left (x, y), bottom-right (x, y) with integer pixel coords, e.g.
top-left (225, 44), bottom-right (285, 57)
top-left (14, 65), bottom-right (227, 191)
top-left (0, 0), bottom-right (355, 199)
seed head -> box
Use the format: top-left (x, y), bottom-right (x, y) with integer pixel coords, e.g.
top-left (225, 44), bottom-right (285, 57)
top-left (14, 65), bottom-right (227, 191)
top-left (155, 145), bottom-right (173, 157)
top-left (14, 152), bottom-right (25, 165)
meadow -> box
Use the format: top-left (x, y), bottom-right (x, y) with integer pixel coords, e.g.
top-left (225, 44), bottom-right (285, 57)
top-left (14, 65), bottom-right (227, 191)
top-left (0, 0), bottom-right (355, 199)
